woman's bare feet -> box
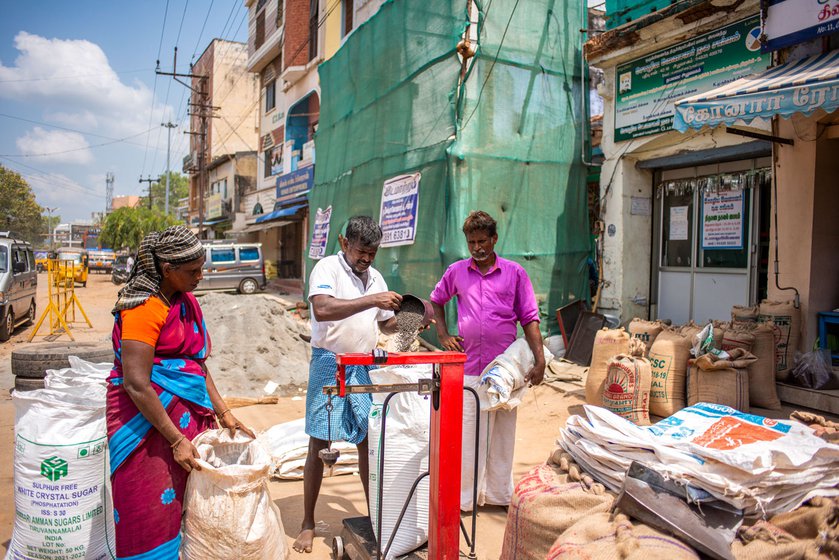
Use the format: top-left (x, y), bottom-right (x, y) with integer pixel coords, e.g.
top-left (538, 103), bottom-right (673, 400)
top-left (292, 528), bottom-right (315, 553)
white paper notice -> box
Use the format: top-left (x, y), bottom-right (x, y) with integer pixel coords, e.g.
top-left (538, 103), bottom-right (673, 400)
top-left (669, 206), bottom-right (689, 241)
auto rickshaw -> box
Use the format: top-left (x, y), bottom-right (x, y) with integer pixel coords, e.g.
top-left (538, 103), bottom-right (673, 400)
top-left (55, 248), bottom-right (89, 287)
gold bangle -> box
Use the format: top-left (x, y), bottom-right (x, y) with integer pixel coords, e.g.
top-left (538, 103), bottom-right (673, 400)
top-left (216, 408), bottom-right (231, 418)
top-left (170, 435), bottom-right (186, 449)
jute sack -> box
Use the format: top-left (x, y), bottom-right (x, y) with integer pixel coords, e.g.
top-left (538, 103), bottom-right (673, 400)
top-left (680, 321), bottom-right (702, 342)
top-left (687, 349), bottom-right (756, 412)
top-left (732, 305), bottom-right (760, 324)
top-left (721, 327), bottom-right (755, 353)
top-left (732, 496), bottom-right (839, 560)
top-left (758, 300), bottom-right (801, 379)
top-left (499, 452), bottom-right (613, 560)
top-left (546, 512), bottom-right (700, 559)
top-left (741, 323), bottom-right (781, 409)
top-left (602, 339), bottom-right (653, 425)
top-left (585, 328), bottom-right (630, 405)
top-left (648, 329), bottom-right (692, 417)
top-left (627, 320), bottom-right (663, 354)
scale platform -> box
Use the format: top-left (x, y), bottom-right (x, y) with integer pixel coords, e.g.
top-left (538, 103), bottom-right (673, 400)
top-left (333, 516), bottom-right (427, 560)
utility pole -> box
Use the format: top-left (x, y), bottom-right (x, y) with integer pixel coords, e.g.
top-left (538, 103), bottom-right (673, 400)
top-left (45, 207), bottom-right (58, 250)
top-left (161, 122), bottom-right (178, 215)
top-left (157, 47), bottom-right (218, 239)
top-left (139, 176), bottom-right (156, 209)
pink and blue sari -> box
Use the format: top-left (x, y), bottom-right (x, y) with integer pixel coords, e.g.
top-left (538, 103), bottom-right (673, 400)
top-left (106, 292), bottom-right (215, 559)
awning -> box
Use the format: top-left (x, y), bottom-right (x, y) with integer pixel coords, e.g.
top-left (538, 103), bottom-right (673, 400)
top-left (202, 217), bottom-right (228, 226)
top-left (254, 203), bottom-right (306, 224)
top-left (673, 50), bottom-right (839, 132)
top-left (237, 221), bottom-right (291, 234)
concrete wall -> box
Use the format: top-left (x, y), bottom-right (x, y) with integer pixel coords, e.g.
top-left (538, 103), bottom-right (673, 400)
top-left (211, 40), bottom-right (259, 157)
top-left (771, 113), bottom-right (839, 349)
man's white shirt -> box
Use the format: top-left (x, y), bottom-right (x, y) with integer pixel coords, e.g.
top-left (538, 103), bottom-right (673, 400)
top-left (308, 252), bottom-right (394, 354)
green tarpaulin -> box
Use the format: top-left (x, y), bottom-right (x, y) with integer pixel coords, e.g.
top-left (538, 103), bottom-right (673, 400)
top-left (310, 0), bottom-right (589, 334)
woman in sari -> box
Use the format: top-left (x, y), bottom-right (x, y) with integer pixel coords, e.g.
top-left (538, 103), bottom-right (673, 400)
top-left (106, 225), bottom-right (254, 559)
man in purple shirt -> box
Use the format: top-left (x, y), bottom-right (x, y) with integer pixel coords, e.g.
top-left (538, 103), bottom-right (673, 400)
top-left (430, 210), bottom-right (545, 510)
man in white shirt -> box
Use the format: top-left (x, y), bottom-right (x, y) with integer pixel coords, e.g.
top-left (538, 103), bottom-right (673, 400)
top-left (293, 216), bottom-right (402, 554)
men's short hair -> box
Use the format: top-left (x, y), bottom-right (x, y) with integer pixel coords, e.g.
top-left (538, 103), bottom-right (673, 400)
top-left (462, 211), bottom-right (497, 237)
top-left (345, 216), bottom-right (383, 247)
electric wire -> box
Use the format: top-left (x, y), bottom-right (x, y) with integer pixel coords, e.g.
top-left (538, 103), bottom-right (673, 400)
top-left (0, 127), bottom-right (157, 158)
top-left (141, 0), bottom-right (171, 177)
top-left (460, 0), bottom-right (520, 130)
top-left (0, 113), bottom-right (165, 152)
top-left (0, 157), bottom-right (105, 199)
top-left (0, 69), bottom-right (152, 83)
top-left (191, 0), bottom-right (215, 62)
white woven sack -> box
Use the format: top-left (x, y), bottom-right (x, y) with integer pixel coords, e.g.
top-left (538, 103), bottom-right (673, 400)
top-left (258, 418), bottom-right (358, 479)
top-left (7, 383), bottom-right (114, 560)
top-left (368, 365), bottom-right (433, 559)
top-left (181, 430), bottom-right (288, 560)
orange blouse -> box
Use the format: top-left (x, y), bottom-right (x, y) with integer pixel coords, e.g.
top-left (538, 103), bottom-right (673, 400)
top-left (120, 296), bottom-right (170, 347)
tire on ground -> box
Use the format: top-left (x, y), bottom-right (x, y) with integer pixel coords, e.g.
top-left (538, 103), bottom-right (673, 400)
top-left (11, 342), bottom-right (113, 379)
top-left (14, 376), bottom-right (45, 392)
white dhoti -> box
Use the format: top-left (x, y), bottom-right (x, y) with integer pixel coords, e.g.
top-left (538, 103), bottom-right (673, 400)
top-left (460, 376), bottom-right (518, 511)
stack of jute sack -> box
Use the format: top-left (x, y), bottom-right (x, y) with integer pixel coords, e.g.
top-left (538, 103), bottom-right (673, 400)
top-left (584, 299), bottom-right (800, 423)
top-left (557, 403), bottom-right (839, 517)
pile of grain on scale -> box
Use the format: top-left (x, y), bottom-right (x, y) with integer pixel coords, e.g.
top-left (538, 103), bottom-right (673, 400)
top-left (198, 292), bottom-right (311, 397)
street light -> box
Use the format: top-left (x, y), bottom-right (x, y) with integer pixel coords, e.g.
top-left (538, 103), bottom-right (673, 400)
top-left (45, 207), bottom-right (58, 250)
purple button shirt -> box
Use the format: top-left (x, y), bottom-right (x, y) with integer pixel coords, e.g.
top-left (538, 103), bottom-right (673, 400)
top-left (430, 256), bottom-right (540, 376)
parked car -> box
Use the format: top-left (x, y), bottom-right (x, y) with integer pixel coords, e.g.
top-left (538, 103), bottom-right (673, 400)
top-left (88, 249), bottom-right (116, 273)
top-left (0, 233), bottom-right (37, 341)
top-left (55, 248), bottom-right (89, 287)
top-left (198, 242), bottom-right (266, 294)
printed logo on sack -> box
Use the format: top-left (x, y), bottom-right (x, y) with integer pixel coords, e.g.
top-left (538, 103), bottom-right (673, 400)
top-left (40, 456), bottom-right (69, 482)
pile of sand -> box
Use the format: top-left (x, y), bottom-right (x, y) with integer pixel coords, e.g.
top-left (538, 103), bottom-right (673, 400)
top-left (197, 292), bottom-right (311, 398)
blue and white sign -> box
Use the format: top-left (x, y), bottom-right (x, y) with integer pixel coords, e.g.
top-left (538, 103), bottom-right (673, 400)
top-left (276, 166), bottom-right (314, 205)
top-left (379, 173), bottom-right (420, 248)
top-left (309, 206), bottom-right (332, 260)
top-left (762, 0), bottom-right (839, 52)
top-left (673, 50), bottom-right (839, 132)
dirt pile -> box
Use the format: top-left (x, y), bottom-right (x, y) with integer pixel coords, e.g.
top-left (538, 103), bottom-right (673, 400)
top-left (198, 293), bottom-right (311, 397)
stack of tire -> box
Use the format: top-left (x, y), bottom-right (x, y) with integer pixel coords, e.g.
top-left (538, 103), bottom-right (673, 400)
top-left (11, 342), bottom-right (114, 391)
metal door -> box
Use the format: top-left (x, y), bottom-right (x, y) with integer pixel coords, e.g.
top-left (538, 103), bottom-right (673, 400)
top-left (654, 161), bottom-right (768, 324)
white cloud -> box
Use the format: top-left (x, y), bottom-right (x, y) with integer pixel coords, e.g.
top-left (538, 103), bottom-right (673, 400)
top-left (25, 171), bottom-right (104, 221)
top-left (16, 127), bottom-right (93, 164)
top-left (44, 110), bottom-right (100, 130)
top-left (0, 32), bottom-right (173, 137)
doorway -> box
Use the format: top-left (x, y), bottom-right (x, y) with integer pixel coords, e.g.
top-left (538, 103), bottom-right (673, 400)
top-left (652, 159), bottom-right (771, 324)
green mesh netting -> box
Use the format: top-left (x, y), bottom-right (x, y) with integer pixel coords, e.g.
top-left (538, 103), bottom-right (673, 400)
top-left (310, 0), bottom-right (589, 335)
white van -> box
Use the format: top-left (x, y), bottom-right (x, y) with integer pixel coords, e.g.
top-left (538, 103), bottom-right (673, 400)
top-left (198, 242), bottom-right (267, 294)
top-left (0, 233), bottom-right (37, 341)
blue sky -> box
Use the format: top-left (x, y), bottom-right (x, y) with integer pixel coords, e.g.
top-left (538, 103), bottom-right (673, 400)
top-left (0, 1), bottom-right (248, 223)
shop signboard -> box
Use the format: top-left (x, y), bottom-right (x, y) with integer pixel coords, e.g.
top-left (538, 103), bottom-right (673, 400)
top-left (207, 193), bottom-right (222, 219)
top-left (761, 0), bottom-right (839, 51)
top-left (309, 206), bottom-right (332, 260)
top-left (379, 173), bottom-right (420, 248)
top-left (614, 15), bottom-right (769, 141)
top-left (276, 166), bottom-right (314, 205)
top-left (702, 190), bottom-right (744, 249)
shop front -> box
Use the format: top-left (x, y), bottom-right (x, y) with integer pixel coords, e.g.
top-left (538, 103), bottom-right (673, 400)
top-left (588, 8), bottom-right (775, 325)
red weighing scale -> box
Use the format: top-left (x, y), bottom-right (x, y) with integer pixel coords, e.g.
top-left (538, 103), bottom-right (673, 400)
top-left (322, 350), bottom-right (479, 560)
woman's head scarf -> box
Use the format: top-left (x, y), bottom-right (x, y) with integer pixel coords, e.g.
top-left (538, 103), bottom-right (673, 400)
top-left (113, 225), bottom-right (205, 313)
